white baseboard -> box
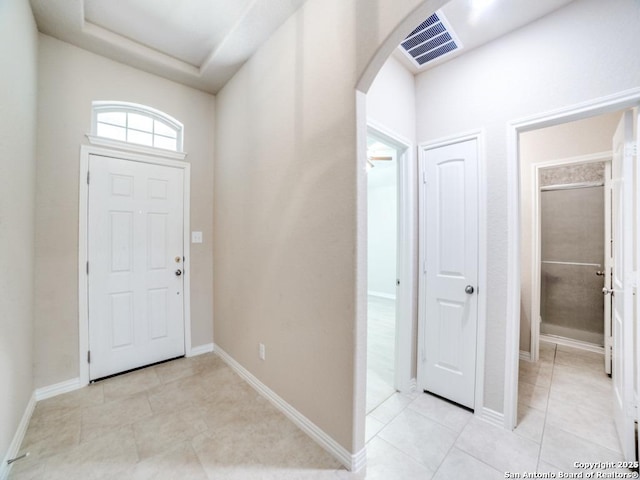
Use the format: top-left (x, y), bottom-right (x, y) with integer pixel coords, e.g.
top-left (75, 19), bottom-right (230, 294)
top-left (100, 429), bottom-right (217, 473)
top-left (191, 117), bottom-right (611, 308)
top-left (35, 377), bottom-right (82, 402)
top-left (213, 344), bottom-right (364, 472)
top-left (408, 378), bottom-right (417, 393)
top-left (539, 334), bottom-right (604, 354)
top-left (367, 291), bottom-right (396, 300)
top-left (0, 392), bottom-right (36, 480)
top-left (187, 343), bottom-right (214, 357)
top-left (476, 407), bottom-right (505, 428)
top-left (519, 350), bottom-right (532, 362)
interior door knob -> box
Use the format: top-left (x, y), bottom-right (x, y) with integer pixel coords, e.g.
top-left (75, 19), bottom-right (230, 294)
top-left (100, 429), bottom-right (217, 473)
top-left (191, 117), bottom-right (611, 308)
top-left (175, 269), bottom-right (182, 277)
top-left (602, 287), bottom-right (613, 295)
top-left (465, 285), bottom-right (475, 294)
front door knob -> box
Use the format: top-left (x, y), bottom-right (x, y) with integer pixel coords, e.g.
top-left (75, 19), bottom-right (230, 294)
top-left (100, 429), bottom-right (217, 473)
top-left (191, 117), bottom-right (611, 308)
top-left (175, 269), bottom-right (182, 277)
top-left (465, 285), bottom-right (474, 294)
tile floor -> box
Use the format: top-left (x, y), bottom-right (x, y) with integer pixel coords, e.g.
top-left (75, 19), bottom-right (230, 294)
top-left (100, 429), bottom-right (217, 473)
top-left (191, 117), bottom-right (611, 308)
top-left (8, 341), bottom-right (630, 479)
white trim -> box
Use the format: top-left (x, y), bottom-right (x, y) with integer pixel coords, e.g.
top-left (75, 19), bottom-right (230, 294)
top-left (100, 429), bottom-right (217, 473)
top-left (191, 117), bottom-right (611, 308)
top-left (86, 135), bottom-right (187, 161)
top-left (530, 151), bottom-right (611, 364)
top-left (476, 407), bottom-right (505, 428)
top-left (367, 121), bottom-right (415, 395)
top-left (408, 377), bottom-right (417, 393)
top-left (0, 393), bottom-right (36, 480)
top-left (367, 290), bottom-right (396, 300)
top-left (35, 378), bottom-right (83, 401)
top-left (214, 344), bottom-right (363, 472)
top-left (539, 334), bottom-right (605, 355)
top-left (78, 144), bottom-right (192, 386)
top-left (505, 86), bottom-right (640, 433)
top-left (187, 343), bottom-right (214, 357)
top-left (519, 351), bottom-right (532, 362)
top-left (417, 129), bottom-right (488, 416)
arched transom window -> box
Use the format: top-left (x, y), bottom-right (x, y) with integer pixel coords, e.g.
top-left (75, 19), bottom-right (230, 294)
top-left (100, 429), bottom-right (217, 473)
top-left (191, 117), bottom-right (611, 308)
top-left (92, 101), bottom-right (183, 152)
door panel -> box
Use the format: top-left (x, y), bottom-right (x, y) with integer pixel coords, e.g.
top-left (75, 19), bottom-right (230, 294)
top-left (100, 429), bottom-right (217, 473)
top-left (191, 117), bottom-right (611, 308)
top-left (611, 110), bottom-right (635, 462)
top-left (88, 155), bottom-right (185, 380)
top-left (419, 139), bottom-right (479, 409)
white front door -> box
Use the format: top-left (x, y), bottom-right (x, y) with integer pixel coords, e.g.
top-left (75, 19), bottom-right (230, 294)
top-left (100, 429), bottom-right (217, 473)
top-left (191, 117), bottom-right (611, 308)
top-left (610, 110), bottom-right (635, 461)
top-left (88, 154), bottom-right (185, 380)
top-left (418, 139), bottom-right (479, 409)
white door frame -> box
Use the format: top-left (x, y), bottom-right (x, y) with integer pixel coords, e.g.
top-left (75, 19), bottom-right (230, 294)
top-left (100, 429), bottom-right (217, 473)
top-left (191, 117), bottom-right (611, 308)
top-left (78, 143), bottom-right (192, 386)
top-left (505, 87), bottom-right (640, 430)
top-left (366, 120), bottom-right (415, 393)
top-left (417, 130), bottom-right (489, 418)
top-left (529, 152), bottom-right (612, 362)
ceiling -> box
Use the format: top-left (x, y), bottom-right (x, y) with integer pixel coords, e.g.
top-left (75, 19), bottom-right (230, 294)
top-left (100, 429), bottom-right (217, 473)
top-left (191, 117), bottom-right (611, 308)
top-left (30, 0), bottom-right (575, 95)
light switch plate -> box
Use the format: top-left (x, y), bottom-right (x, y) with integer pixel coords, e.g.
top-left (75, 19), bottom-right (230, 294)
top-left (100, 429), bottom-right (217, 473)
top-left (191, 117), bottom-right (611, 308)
top-left (191, 231), bottom-right (203, 243)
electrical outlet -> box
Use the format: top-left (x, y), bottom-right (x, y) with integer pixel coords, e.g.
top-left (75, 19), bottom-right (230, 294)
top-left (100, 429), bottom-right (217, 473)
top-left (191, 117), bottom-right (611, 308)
top-left (259, 343), bottom-right (266, 360)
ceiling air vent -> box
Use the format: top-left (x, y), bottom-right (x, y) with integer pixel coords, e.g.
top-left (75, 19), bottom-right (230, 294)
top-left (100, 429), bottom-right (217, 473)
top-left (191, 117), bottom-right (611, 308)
top-left (400, 11), bottom-right (462, 67)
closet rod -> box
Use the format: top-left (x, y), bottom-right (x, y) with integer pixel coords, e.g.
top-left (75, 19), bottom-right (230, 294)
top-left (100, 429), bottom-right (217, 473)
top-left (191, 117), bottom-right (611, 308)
top-left (541, 260), bottom-right (601, 267)
top-left (540, 181), bottom-right (604, 192)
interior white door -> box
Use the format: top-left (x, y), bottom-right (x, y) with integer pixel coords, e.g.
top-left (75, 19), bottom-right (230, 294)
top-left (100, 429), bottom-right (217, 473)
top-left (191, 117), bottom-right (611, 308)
top-left (418, 139), bottom-right (478, 409)
top-left (610, 110), bottom-right (635, 462)
top-left (88, 154), bottom-right (185, 380)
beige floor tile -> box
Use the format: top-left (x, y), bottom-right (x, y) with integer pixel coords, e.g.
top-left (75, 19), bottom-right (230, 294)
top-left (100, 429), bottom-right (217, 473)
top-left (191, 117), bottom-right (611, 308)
top-left (133, 408), bottom-right (209, 459)
top-left (368, 392), bottom-right (413, 424)
top-left (514, 404), bottom-right (545, 443)
top-left (36, 383), bottom-right (104, 412)
top-left (127, 441), bottom-right (208, 480)
top-left (102, 366), bottom-right (161, 402)
top-left (538, 342), bottom-right (557, 364)
top-left (365, 415), bottom-right (385, 443)
top-left (518, 380), bottom-right (550, 411)
top-left (407, 392), bottom-right (472, 434)
top-left (548, 370), bottom-right (611, 413)
top-left (555, 344), bottom-right (605, 373)
top-left (519, 359), bottom-right (554, 388)
top-left (540, 425), bottom-right (623, 472)
top-left (545, 396), bottom-right (620, 453)
top-left (378, 408), bottom-right (457, 471)
top-left (359, 437), bottom-right (435, 480)
top-left (455, 417), bottom-right (538, 473)
top-left (432, 447), bottom-right (503, 480)
top-left (38, 425), bottom-right (139, 480)
top-left (146, 374), bottom-right (209, 414)
top-left (366, 369), bottom-right (395, 414)
top-left (82, 392), bottom-right (152, 430)
top-left (22, 405), bottom-right (82, 448)
top-left (154, 356), bottom-right (201, 384)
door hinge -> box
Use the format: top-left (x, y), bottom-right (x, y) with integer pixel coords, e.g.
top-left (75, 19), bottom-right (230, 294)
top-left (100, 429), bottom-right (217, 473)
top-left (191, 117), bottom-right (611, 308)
top-left (87, 171), bottom-right (90, 184)
top-left (86, 261), bottom-right (89, 275)
top-left (87, 351), bottom-right (91, 363)
top-left (624, 143), bottom-right (637, 158)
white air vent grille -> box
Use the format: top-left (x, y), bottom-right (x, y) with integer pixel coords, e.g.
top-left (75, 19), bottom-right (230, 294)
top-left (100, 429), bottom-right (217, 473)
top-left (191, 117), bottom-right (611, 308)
top-left (400, 12), bottom-right (461, 67)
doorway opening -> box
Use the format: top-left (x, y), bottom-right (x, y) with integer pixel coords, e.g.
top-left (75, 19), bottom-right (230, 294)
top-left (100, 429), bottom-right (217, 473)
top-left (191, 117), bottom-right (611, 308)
top-left (365, 125), bottom-right (414, 414)
top-left (515, 108), bottom-right (638, 461)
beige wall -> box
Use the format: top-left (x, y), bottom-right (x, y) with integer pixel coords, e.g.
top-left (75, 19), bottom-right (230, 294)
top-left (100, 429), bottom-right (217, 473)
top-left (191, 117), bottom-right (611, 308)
top-left (34, 35), bottom-right (215, 388)
top-left (0, 0), bottom-right (38, 465)
top-left (214, 0), bottom-right (443, 454)
top-left (519, 112), bottom-right (621, 352)
top-left (415, 0), bottom-right (640, 411)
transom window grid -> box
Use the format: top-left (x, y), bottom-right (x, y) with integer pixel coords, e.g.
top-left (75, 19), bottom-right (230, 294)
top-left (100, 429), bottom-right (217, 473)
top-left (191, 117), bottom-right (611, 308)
top-left (92, 102), bottom-right (184, 152)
